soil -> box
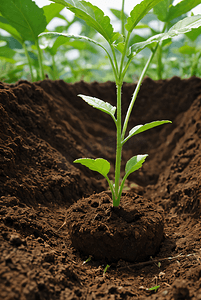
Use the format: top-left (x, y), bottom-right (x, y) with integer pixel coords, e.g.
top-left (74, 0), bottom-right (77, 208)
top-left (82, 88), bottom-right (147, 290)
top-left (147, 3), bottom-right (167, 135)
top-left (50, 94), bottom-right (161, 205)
top-left (0, 76), bottom-right (201, 300)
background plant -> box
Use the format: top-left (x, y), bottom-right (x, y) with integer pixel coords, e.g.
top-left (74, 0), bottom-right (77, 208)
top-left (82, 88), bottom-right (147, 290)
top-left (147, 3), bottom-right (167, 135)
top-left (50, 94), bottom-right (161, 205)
top-left (0, 0), bottom-right (106, 82)
top-left (1, 0), bottom-right (201, 83)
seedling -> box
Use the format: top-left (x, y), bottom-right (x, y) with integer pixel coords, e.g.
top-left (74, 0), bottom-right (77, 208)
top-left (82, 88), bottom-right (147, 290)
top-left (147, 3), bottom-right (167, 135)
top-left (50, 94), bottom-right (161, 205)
top-left (82, 255), bottom-right (92, 265)
top-left (149, 285), bottom-right (160, 292)
top-left (41, 0), bottom-right (201, 206)
top-left (103, 264), bottom-right (110, 276)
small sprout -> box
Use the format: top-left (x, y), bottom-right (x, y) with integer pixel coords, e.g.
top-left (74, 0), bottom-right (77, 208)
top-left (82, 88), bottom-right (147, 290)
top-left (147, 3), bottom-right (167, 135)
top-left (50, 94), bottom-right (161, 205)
top-left (82, 255), bottom-right (92, 265)
top-left (149, 285), bottom-right (160, 292)
top-left (103, 264), bottom-right (110, 276)
top-left (158, 262), bottom-right (161, 268)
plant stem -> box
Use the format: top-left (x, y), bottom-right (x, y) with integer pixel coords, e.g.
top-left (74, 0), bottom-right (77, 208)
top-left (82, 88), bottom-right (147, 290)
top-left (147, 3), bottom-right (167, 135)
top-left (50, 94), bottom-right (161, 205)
top-left (121, 47), bottom-right (157, 140)
top-left (157, 44), bottom-right (163, 79)
top-left (111, 45), bottom-right (119, 76)
top-left (36, 38), bottom-right (45, 80)
top-left (105, 175), bottom-right (115, 201)
top-left (52, 55), bottom-right (57, 80)
top-left (23, 42), bottom-right (34, 82)
top-left (114, 82), bottom-right (123, 206)
top-left (156, 23), bottom-right (167, 80)
top-left (121, 0), bottom-right (125, 36)
top-left (119, 33), bottom-right (130, 78)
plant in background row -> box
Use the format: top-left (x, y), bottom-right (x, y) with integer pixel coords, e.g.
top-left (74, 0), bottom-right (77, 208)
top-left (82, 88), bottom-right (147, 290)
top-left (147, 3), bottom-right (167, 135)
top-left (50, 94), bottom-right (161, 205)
top-left (0, 0), bottom-right (64, 81)
top-left (0, 0), bottom-right (105, 82)
top-left (40, 0), bottom-right (201, 207)
top-left (152, 0), bottom-right (201, 79)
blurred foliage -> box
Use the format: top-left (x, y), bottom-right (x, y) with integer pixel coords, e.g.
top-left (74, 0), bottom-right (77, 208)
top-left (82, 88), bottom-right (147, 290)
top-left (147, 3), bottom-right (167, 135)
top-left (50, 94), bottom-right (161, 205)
top-left (0, 0), bottom-right (201, 83)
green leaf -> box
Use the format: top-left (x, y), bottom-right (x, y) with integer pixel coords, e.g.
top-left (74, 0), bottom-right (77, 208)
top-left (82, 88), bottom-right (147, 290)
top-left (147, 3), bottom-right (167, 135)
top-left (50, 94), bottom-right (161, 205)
top-left (185, 26), bottom-right (201, 41)
top-left (0, 0), bottom-right (47, 42)
top-left (41, 35), bottom-right (70, 56)
top-left (110, 8), bottom-right (128, 20)
top-left (167, 0), bottom-right (201, 22)
top-left (114, 42), bottom-right (125, 54)
top-left (153, 0), bottom-right (173, 22)
top-left (51, 36), bottom-right (71, 55)
top-left (153, 0), bottom-right (201, 22)
top-left (43, 3), bottom-right (64, 25)
top-left (128, 34), bottom-right (146, 47)
top-left (125, 0), bottom-right (164, 32)
top-left (50, 0), bottom-right (121, 44)
top-left (178, 45), bottom-right (195, 55)
top-left (0, 45), bottom-right (15, 59)
top-left (39, 32), bottom-right (109, 56)
top-left (125, 154), bottom-right (148, 177)
top-left (123, 120), bottom-right (172, 144)
top-left (40, 34), bottom-right (98, 56)
top-left (135, 23), bottom-right (151, 29)
top-left (78, 94), bottom-right (116, 122)
top-left (149, 285), bottom-right (160, 292)
top-left (0, 16), bottom-right (23, 44)
top-left (74, 158), bottom-right (110, 178)
top-left (129, 15), bottom-right (201, 55)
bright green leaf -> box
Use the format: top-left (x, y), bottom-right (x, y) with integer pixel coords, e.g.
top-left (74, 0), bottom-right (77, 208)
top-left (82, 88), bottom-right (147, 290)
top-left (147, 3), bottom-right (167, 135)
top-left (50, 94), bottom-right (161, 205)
top-left (153, 0), bottom-right (173, 22)
top-left (129, 15), bottom-right (201, 55)
top-left (125, 0), bottom-right (164, 33)
top-left (39, 32), bottom-right (110, 57)
top-left (123, 120), bottom-right (172, 144)
top-left (41, 34), bottom-right (98, 56)
top-left (153, 0), bottom-right (201, 22)
top-left (0, 16), bottom-right (23, 44)
top-left (51, 36), bottom-right (71, 55)
top-left (78, 94), bottom-right (116, 122)
top-left (125, 154), bottom-right (148, 177)
top-left (42, 3), bottom-right (64, 25)
top-left (110, 8), bottom-right (128, 20)
top-left (185, 26), bottom-right (201, 41)
top-left (42, 36), bottom-right (70, 56)
top-left (74, 158), bottom-right (110, 177)
top-left (128, 34), bottom-right (146, 47)
top-left (0, 45), bottom-right (15, 59)
top-left (167, 0), bottom-right (201, 22)
top-left (0, 0), bottom-right (47, 42)
top-left (50, 0), bottom-right (121, 44)
top-left (114, 42), bottom-right (125, 54)
top-left (149, 285), bottom-right (160, 292)
top-left (135, 23), bottom-right (151, 29)
top-left (178, 45), bottom-right (195, 55)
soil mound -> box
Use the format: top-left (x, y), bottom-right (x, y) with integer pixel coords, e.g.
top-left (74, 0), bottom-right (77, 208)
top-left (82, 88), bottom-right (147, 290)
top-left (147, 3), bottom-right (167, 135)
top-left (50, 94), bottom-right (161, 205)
top-left (66, 192), bottom-right (164, 262)
top-left (1, 76), bottom-right (201, 299)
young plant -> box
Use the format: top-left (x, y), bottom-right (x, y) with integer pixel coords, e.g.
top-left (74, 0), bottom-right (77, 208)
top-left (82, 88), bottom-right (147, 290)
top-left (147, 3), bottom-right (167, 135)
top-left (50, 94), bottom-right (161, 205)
top-left (82, 255), bottom-right (92, 265)
top-left (149, 285), bottom-right (160, 292)
top-left (103, 264), bottom-right (110, 276)
top-left (41, 0), bottom-right (201, 206)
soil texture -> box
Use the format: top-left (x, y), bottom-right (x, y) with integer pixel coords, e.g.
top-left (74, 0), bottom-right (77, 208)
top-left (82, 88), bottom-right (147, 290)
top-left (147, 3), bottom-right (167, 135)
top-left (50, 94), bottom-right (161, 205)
top-left (66, 192), bottom-right (164, 262)
top-left (0, 76), bottom-right (201, 299)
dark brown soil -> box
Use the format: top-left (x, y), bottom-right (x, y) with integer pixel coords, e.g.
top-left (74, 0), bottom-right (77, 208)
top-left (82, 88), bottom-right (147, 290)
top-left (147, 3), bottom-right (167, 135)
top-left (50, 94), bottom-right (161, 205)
top-left (66, 192), bottom-right (164, 263)
top-left (1, 76), bottom-right (201, 299)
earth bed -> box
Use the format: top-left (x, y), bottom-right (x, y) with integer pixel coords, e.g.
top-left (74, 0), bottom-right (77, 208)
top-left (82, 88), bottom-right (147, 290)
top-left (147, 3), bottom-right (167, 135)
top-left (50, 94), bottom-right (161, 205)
top-left (0, 76), bottom-right (201, 299)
